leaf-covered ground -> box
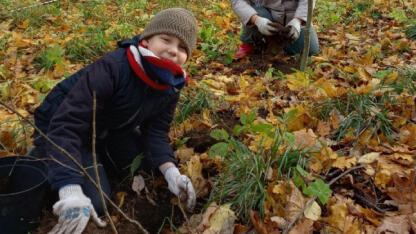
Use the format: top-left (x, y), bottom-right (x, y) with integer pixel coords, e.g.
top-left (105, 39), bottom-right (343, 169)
top-left (1, 0), bottom-right (416, 233)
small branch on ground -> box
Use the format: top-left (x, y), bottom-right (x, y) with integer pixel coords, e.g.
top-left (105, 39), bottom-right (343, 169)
top-left (177, 199), bottom-right (195, 234)
top-left (283, 165), bottom-right (365, 234)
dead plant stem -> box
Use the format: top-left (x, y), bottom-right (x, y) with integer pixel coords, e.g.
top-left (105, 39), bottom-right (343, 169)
top-left (93, 92), bottom-right (117, 233)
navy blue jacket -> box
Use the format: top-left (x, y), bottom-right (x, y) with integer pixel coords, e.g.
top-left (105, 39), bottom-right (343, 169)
top-left (33, 36), bottom-right (179, 190)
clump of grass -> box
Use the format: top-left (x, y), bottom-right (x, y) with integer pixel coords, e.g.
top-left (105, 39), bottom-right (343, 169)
top-left (314, 93), bottom-right (395, 142)
top-left (207, 111), bottom-right (315, 223)
top-left (406, 23), bottom-right (416, 40)
top-left (65, 27), bottom-right (112, 63)
top-left (315, 1), bottom-right (347, 31)
top-left (208, 139), bottom-right (270, 223)
top-left (174, 88), bottom-right (213, 124)
top-left (34, 44), bottom-right (65, 70)
top-left (199, 19), bottom-right (236, 64)
top-left (9, 2), bottom-right (61, 31)
top-left (276, 148), bottom-right (313, 179)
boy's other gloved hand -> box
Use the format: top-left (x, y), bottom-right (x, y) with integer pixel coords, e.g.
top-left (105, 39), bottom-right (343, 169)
top-left (286, 18), bottom-right (301, 42)
top-left (48, 184), bottom-right (107, 234)
top-left (255, 16), bottom-right (280, 36)
top-left (163, 166), bottom-right (196, 212)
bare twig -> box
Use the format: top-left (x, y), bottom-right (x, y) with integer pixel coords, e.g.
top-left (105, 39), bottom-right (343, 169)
top-left (92, 92), bottom-right (117, 233)
top-left (10, 0), bottom-right (58, 13)
top-left (177, 199), bottom-right (195, 234)
top-left (283, 165), bottom-right (365, 234)
top-left (0, 100), bottom-right (150, 234)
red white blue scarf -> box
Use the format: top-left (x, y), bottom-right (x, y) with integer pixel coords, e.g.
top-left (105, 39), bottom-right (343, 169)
top-left (126, 44), bottom-right (189, 94)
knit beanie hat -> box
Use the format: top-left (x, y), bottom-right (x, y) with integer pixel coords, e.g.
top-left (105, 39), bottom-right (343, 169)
top-left (140, 8), bottom-right (198, 58)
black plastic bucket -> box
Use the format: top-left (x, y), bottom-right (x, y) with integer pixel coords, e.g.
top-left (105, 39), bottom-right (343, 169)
top-left (0, 155), bottom-right (48, 234)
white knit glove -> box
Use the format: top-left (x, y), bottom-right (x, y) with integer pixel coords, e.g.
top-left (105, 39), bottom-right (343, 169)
top-left (255, 16), bottom-right (279, 36)
top-left (48, 184), bottom-right (107, 234)
top-left (163, 166), bottom-right (196, 212)
top-left (286, 18), bottom-right (301, 41)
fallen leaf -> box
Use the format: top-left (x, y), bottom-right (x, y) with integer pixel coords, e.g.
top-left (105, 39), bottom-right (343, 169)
top-left (286, 181), bottom-right (305, 221)
top-left (332, 156), bottom-right (357, 170)
top-left (131, 175), bottom-right (145, 195)
top-left (304, 201), bottom-right (321, 221)
top-left (375, 215), bottom-right (410, 234)
top-left (288, 218), bottom-right (313, 234)
top-left (250, 210), bottom-right (268, 234)
top-left (270, 216), bottom-right (288, 229)
top-left (358, 152), bottom-right (380, 164)
top-left (201, 203), bottom-right (236, 234)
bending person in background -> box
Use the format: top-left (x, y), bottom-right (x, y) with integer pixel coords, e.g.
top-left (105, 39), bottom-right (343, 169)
top-left (231, 0), bottom-right (319, 57)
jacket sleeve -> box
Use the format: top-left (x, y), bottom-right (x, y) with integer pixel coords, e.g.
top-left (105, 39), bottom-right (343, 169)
top-left (46, 56), bottom-right (119, 190)
top-left (294, 0), bottom-right (316, 22)
top-left (231, 0), bottom-right (258, 25)
top-left (142, 94), bottom-right (179, 170)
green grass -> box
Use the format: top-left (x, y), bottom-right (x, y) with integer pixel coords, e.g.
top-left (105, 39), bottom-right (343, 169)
top-left (34, 44), bottom-right (65, 70)
top-left (174, 87), bottom-right (213, 124)
top-left (65, 27), bottom-right (112, 63)
top-left (406, 23), bottom-right (416, 40)
top-left (314, 93), bottom-right (395, 142)
top-left (199, 19), bottom-right (235, 64)
top-left (315, 0), bottom-right (347, 31)
top-left (208, 140), bottom-right (270, 223)
top-left (7, 1), bottom-right (61, 31)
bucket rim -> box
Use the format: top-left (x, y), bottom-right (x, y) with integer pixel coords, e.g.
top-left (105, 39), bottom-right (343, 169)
top-left (0, 155), bottom-right (48, 197)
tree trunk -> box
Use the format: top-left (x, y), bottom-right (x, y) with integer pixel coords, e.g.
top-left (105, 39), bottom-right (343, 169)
top-left (300, 0), bottom-right (314, 71)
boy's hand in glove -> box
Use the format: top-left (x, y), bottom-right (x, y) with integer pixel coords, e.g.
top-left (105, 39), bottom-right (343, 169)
top-left (286, 18), bottom-right (301, 42)
top-left (163, 166), bottom-right (196, 212)
top-left (48, 184), bottom-right (107, 234)
top-left (254, 16), bottom-right (280, 36)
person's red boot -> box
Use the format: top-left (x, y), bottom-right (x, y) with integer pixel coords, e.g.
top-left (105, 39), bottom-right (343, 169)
top-left (234, 42), bottom-right (255, 57)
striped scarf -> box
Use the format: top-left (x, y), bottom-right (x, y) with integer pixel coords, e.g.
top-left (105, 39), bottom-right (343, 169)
top-left (126, 44), bottom-right (188, 94)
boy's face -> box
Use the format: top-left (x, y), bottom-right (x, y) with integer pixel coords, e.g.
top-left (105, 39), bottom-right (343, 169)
top-left (141, 34), bottom-right (188, 67)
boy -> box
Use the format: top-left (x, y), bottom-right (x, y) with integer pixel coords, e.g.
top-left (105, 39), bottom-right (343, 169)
top-left (30, 8), bottom-right (198, 234)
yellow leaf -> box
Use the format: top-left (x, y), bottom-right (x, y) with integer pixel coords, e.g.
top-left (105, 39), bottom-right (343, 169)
top-left (287, 72), bottom-right (310, 91)
top-left (322, 203), bottom-right (348, 230)
top-left (313, 78), bottom-right (337, 98)
top-left (219, 2), bottom-right (228, 9)
top-left (384, 71), bottom-right (399, 84)
top-left (272, 183), bottom-right (287, 196)
top-left (333, 156), bottom-right (357, 170)
top-left (357, 67), bottom-right (372, 81)
top-left (304, 201), bottom-right (321, 221)
top-left (12, 32), bottom-right (30, 48)
top-left (358, 152), bottom-right (380, 164)
top-left (344, 66), bottom-right (356, 74)
top-left (186, 156), bottom-right (210, 197)
top-left (116, 191), bottom-right (127, 207)
top-left (17, 19), bottom-right (30, 29)
top-left (203, 204), bottom-right (236, 233)
top-left (375, 169), bottom-right (391, 189)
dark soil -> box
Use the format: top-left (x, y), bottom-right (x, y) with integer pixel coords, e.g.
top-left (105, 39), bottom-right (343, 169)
top-left (184, 108), bottom-right (241, 153)
top-left (229, 44), bottom-right (300, 76)
top-left (35, 177), bottom-right (188, 234)
top-left (185, 129), bottom-right (218, 153)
